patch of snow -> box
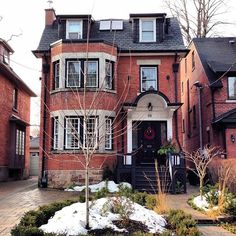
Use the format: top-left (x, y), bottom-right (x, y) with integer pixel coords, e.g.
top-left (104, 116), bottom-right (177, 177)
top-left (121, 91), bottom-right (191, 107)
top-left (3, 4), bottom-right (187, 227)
top-left (193, 195), bottom-right (209, 210)
top-left (40, 197), bottom-right (166, 236)
top-left (65, 180), bottom-right (132, 193)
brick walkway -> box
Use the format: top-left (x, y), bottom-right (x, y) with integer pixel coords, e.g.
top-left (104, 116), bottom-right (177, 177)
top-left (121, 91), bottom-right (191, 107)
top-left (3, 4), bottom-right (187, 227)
top-left (0, 177), bottom-right (78, 236)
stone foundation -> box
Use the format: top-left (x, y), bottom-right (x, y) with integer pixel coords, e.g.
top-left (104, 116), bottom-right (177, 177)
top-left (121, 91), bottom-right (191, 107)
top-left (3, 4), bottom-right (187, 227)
top-left (0, 166), bottom-right (8, 181)
top-left (47, 169), bottom-right (103, 189)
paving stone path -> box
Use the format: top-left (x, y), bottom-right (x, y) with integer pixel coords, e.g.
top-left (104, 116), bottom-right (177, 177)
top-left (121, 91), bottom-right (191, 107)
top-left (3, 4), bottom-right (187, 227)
top-left (0, 177), bottom-right (78, 236)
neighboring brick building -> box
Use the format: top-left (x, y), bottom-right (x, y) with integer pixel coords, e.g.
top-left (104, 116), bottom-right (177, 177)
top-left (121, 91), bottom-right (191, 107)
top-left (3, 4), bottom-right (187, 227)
top-left (181, 38), bottom-right (236, 158)
top-left (0, 39), bottom-right (36, 181)
top-left (33, 8), bottom-right (187, 189)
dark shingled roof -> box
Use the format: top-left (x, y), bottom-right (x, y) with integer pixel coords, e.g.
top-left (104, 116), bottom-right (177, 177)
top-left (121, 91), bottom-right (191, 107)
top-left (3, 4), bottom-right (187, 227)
top-left (35, 17), bottom-right (186, 53)
top-left (193, 37), bottom-right (236, 87)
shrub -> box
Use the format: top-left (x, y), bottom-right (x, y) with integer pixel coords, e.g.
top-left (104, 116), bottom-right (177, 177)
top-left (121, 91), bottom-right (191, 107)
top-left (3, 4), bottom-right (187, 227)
top-left (166, 209), bottom-right (200, 236)
top-left (145, 195), bottom-right (157, 210)
top-left (132, 191), bottom-right (147, 206)
top-left (117, 184), bottom-right (133, 198)
top-left (94, 186), bottom-right (109, 199)
top-left (102, 166), bottom-right (114, 181)
top-left (11, 199), bottom-right (77, 236)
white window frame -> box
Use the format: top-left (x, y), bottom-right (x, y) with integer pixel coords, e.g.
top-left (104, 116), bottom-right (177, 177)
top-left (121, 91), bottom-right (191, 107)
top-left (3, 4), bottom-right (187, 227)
top-left (66, 20), bottom-right (83, 39)
top-left (53, 117), bottom-right (59, 150)
top-left (105, 118), bottom-right (112, 150)
top-left (141, 66), bottom-right (157, 92)
top-left (66, 60), bottom-right (81, 87)
top-left (228, 76), bottom-right (236, 100)
top-left (105, 61), bottom-right (113, 89)
top-left (65, 117), bottom-right (80, 149)
top-left (54, 61), bottom-right (60, 89)
top-left (84, 61), bottom-right (98, 88)
top-left (83, 117), bottom-right (98, 149)
top-left (139, 18), bottom-right (156, 42)
top-left (16, 129), bottom-right (25, 155)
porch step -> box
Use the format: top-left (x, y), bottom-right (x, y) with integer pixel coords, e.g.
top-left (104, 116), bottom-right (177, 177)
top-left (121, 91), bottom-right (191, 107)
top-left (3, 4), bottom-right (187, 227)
top-left (134, 166), bottom-right (171, 193)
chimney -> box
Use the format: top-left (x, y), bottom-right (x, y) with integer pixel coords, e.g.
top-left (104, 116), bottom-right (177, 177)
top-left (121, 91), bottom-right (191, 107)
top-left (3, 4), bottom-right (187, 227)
top-left (45, 8), bottom-right (56, 25)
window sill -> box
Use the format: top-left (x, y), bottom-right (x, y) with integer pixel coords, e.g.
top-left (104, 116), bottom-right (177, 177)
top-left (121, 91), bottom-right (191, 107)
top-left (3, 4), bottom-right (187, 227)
top-left (50, 149), bottom-right (116, 154)
top-left (51, 88), bottom-right (117, 95)
top-left (226, 99), bottom-right (236, 103)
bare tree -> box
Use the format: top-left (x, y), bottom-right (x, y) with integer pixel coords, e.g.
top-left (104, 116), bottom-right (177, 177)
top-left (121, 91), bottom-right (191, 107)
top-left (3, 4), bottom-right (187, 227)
top-left (184, 145), bottom-right (223, 199)
top-left (164, 0), bottom-right (229, 44)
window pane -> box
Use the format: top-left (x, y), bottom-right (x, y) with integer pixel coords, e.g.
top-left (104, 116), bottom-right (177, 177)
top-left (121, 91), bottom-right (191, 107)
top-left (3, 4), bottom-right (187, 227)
top-left (84, 117), bottom-right (98, 149)
top-left (105, 118), bottom-right (112, 149)
top-left (142, 21), bottom-right (153, 31)
top-left (85, 61), bottom-right (98, 87)
top-left (67, 61), bottom-right (80, 87)
top-left (142, 32), bottom-right (154, 41)
top-left (105, 61), bottom-right (112, 89)
top-left (141, 67), bottom-right (157, 91)
top-left (66, 118), bottom-right (79, 149)
top-left (67, 20), bottom-right (82, 39)
top-left (228, 77), bottom-right (236, 99)
top-left (54, 62), bottom-right (60, 89)
top-left (53, 117), bottom-right (59, 149)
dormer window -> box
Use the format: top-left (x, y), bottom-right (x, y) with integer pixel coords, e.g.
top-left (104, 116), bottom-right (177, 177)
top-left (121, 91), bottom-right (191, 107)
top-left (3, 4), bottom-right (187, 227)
top-left (139, 19), bottom-right (156, 42)
top-left (66, 20), bottom-right (83, 39)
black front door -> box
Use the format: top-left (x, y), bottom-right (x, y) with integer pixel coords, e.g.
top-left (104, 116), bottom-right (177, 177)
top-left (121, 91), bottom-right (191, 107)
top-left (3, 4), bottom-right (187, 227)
top-left (137, 121), bottom-right (166, 164)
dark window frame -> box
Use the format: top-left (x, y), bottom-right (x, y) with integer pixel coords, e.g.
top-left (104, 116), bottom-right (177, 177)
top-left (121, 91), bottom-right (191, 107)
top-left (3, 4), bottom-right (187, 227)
top-left (105, 60), bottom-right (114, 90)
top-left (140, 65), bottom-right (158, 92)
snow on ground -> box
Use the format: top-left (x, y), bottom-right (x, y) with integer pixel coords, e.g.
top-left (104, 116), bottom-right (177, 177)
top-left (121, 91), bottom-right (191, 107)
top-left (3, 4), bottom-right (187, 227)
top-left (40, 197), bottom-right (166, 236)
top-left (193, 195), bottom-right (209, 211)
top-left (65, 180), bottom-right (132, 193)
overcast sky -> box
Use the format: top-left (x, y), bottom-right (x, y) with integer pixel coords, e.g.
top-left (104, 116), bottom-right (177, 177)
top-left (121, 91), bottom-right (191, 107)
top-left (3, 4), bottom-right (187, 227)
top-left (1, 0), bottom-right (236, 128)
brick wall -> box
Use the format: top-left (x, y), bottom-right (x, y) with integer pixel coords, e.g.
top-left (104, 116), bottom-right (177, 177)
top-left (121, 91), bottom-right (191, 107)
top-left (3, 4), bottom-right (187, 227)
top-left (0, 74), bottom-right (31, 180)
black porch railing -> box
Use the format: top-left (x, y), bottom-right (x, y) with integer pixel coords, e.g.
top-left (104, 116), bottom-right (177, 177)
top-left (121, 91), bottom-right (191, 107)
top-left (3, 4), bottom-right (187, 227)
top-left (116, 152), bottom-right (186, 194)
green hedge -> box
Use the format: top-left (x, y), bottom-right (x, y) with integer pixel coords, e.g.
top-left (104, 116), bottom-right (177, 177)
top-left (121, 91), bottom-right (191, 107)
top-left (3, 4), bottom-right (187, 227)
top-left (11, 199), bottom-right (77, 236)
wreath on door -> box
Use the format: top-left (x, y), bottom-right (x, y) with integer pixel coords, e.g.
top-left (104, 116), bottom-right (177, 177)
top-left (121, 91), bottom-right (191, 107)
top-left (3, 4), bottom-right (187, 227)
top-left (144, 126), bottom-right (156, 140)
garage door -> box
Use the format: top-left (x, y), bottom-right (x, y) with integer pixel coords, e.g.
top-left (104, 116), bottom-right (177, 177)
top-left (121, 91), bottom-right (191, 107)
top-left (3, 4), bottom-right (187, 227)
top-left (30, 152), bottom-right (39, 176)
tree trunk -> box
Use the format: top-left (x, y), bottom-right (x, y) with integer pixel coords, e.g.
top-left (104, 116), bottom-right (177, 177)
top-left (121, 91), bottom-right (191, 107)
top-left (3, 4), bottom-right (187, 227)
top-left (199, 176), bottom-right (204, 200)
top-left (85, 162), bottom-right (89, 229)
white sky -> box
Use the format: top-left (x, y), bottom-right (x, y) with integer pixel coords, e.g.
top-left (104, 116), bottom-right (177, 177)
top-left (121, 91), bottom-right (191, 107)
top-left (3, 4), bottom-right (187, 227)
top-left (0, 0), bottom-right (236, 129)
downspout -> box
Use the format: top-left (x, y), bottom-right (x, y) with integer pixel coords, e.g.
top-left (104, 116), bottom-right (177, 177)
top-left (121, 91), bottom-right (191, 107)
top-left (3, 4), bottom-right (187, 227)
top-left (40, 55), bottom-right (50, 188)
top-left (172, 53), bottom-right (181, 150)
top-left (211, 88), bottom-right (216, 119)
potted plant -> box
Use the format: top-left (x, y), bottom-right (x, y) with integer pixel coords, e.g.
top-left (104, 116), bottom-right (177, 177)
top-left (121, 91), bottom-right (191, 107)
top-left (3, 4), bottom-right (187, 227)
top-left (157, 139), bottom-right (176, 155)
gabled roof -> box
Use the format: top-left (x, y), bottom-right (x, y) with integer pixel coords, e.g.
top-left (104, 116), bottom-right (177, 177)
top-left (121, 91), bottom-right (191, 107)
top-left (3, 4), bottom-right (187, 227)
top-left (193, 37), bottom-right (236, 87)
top-left (34, 16), bottom-right (187, 54)
top-left (0, 61), bottom-right (36, 97)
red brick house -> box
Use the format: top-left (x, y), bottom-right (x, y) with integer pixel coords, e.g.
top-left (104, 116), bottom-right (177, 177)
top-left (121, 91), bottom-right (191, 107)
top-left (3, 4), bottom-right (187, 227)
top-left (33, 8), bottom-right (187, 190)
top-left (181, 38), bottom-right (236, 158)
top-left (0, 39), bottom-right (36, 181)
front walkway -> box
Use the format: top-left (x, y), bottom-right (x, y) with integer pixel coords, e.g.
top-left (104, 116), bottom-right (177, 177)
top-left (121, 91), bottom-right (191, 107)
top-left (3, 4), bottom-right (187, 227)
top-left (0, 177), bottom-right (78, 236)
top-left (166, 184), bottom-right (235, 236)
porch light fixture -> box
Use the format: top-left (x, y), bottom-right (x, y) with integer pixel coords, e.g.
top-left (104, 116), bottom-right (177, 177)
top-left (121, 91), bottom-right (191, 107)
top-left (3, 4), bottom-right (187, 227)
top-left (148, 102), bottom-right (153, 111)
top-left (231, 134), bottom-right (235, 143)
